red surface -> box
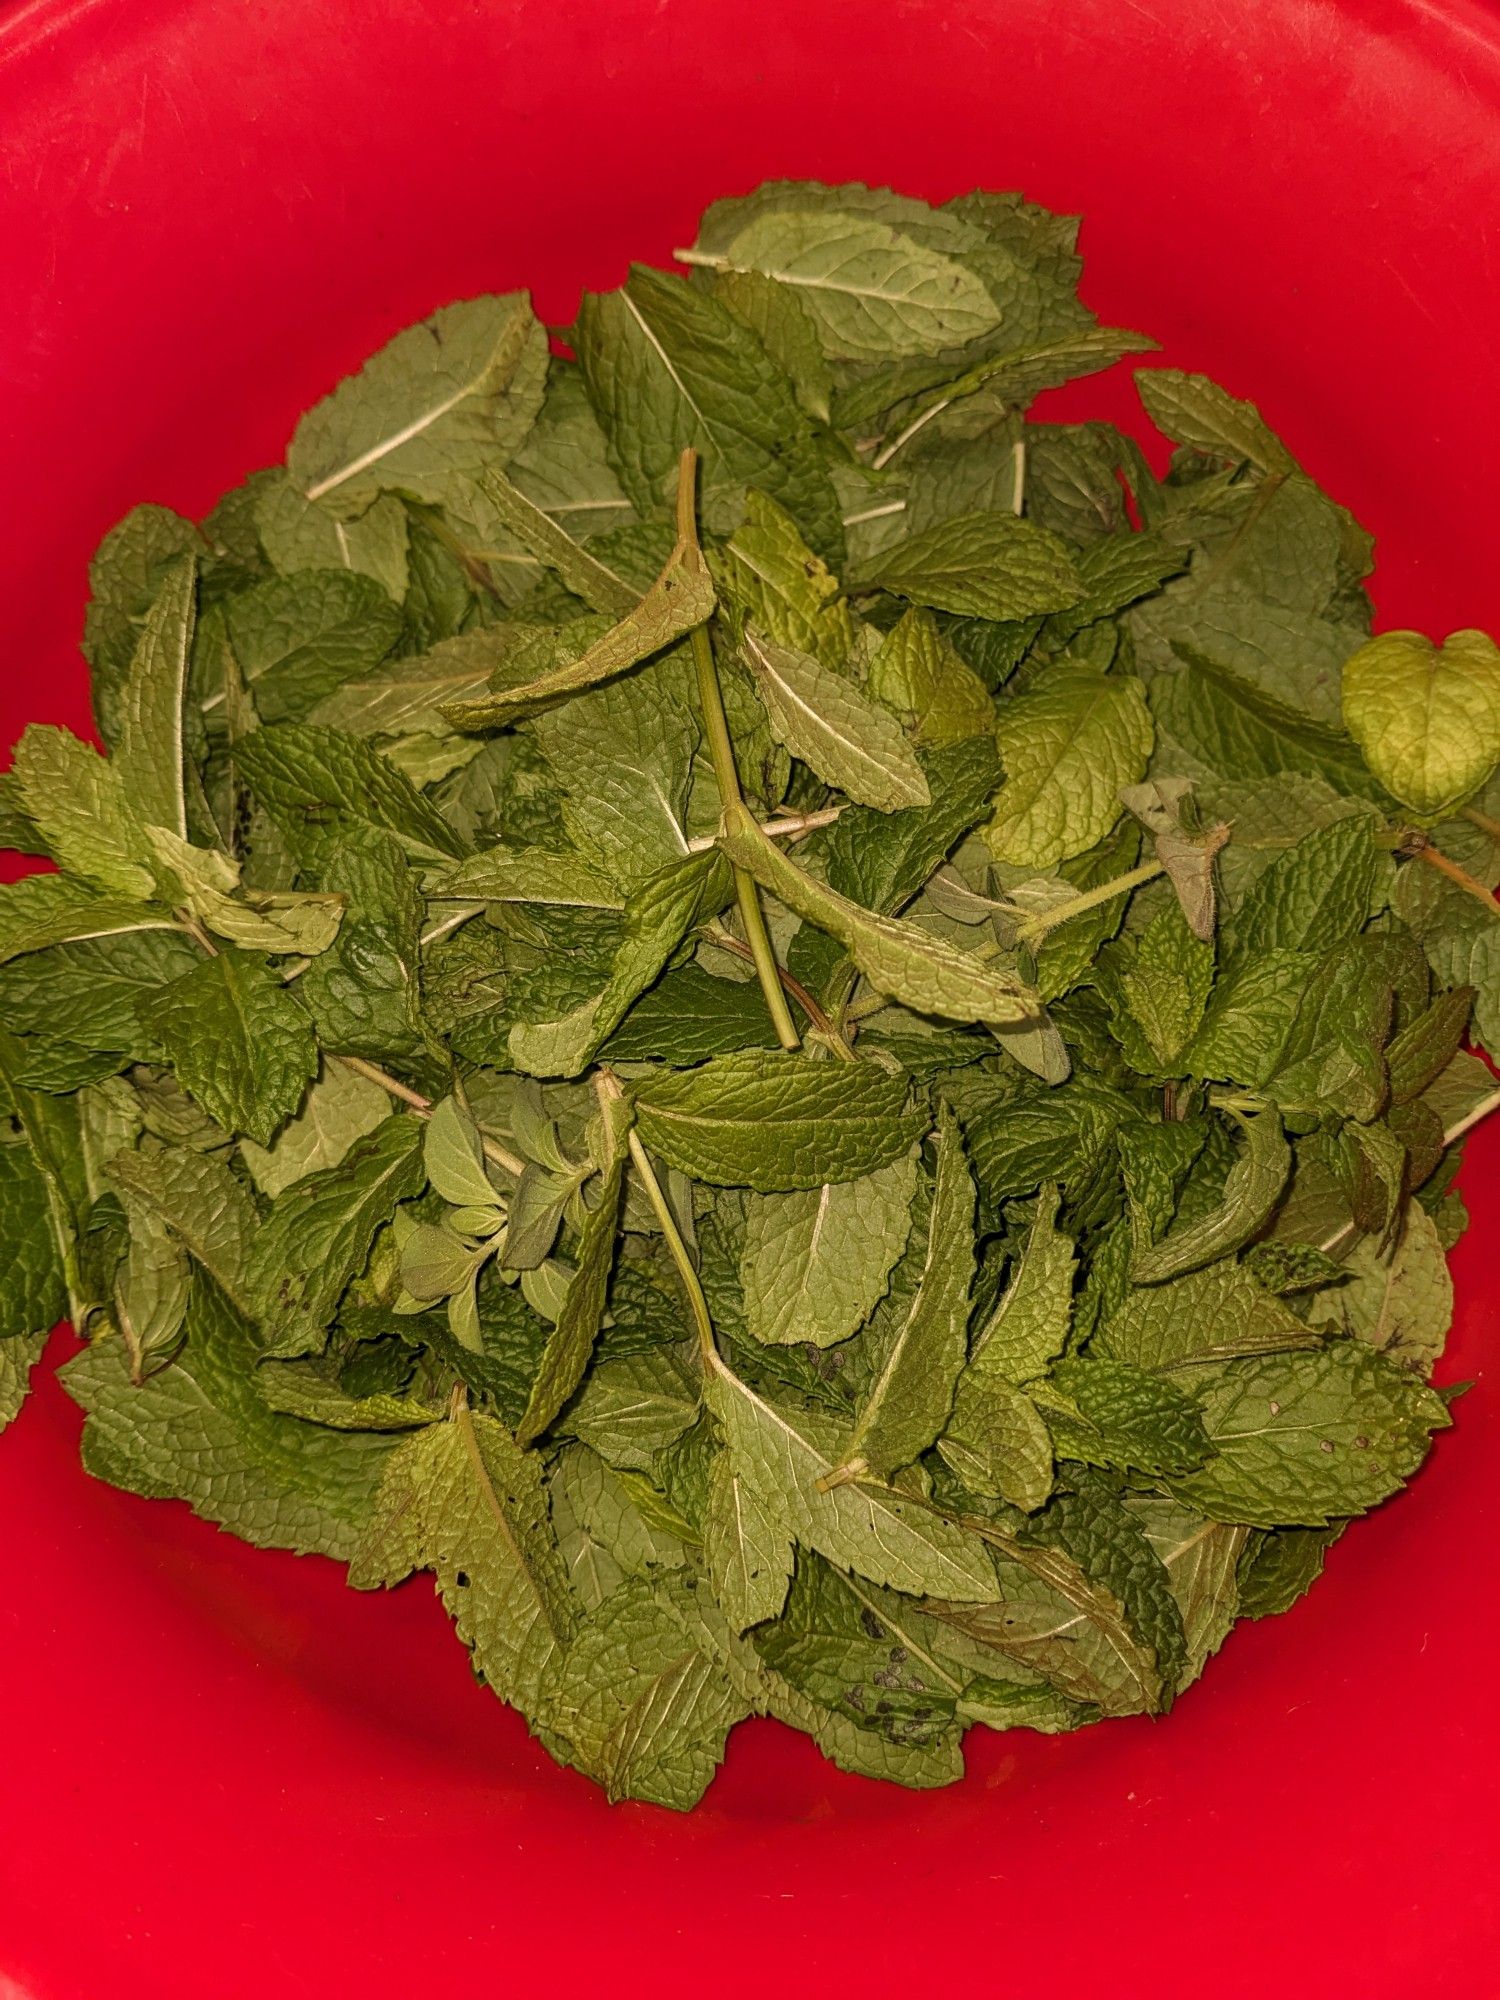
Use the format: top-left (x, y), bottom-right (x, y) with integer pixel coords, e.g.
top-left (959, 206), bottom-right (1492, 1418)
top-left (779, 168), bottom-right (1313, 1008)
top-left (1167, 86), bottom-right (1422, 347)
top-left (1, 0), bottom-right (1498, 1992)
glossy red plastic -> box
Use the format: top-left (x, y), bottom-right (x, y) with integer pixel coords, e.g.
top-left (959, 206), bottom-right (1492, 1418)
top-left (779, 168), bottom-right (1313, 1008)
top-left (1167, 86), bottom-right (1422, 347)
top-left (1, 1), bottom-right (1498, 1992)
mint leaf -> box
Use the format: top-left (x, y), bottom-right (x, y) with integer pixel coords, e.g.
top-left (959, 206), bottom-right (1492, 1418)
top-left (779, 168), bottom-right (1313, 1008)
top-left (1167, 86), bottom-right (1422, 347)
top-left (740, 628), bottom-right (930, 811)
top-left (633, 1050), bottom-right (925, 1191)
top-left (149, 946), bottom-right (317, 1146)
top-left (838, 1105), bottom-right (974, 1477)
top-left (1170, 1345), bottom-right (1450, 1527)
top-left (286, 294), bottom-right (548, 518)
top-left (1342, 629), bottom-right (1500, 819)
top-left (64, 1276), bottom-right (392, 1558)
top-left (987, 661), bottom-right (1153, 867)
top-left (575, 264), bottom-right (842, 557)
top-left (249, 1115), bottom-right (426, 1355)
top-left (236, 722), bottom-right (463, 867)
top-left (740, 1151), bottom-right (917, 1348)
top-left (866, 511), bottom-right (1081, 621)
top-left (1131, 1109), bottom-right (1290, 1284)
top-left (350, 1394), bottom-right (574, 1721)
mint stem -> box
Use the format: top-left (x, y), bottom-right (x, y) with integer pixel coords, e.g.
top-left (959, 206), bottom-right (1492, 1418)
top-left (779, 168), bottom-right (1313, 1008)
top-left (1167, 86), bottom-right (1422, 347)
top-left (1412, 839), bottom-right (1499, 915)
top-left (1014, 857), bottom-right (1166, 945)
top-left (624, 1128), bottom-right (719, 1367)
top-left (333, 1054), bottom-right (525, 1179)
top-left (674, 449), bottom-right (801, 1052)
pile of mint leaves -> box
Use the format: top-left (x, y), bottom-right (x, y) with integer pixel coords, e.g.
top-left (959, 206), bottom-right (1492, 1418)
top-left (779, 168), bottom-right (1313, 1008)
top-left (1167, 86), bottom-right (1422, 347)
top-left (3, 180), bottom-right (1499, 1810)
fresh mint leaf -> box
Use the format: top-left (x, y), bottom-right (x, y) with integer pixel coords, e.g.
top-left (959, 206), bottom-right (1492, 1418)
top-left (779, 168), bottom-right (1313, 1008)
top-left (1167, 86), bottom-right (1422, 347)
top-left (4, 176), bottom-right (1491, 1808)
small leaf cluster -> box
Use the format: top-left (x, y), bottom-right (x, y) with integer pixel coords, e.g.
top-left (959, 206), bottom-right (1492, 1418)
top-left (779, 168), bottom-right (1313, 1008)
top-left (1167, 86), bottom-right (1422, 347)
top-left (0, 181), bottom-right (1492, 1809)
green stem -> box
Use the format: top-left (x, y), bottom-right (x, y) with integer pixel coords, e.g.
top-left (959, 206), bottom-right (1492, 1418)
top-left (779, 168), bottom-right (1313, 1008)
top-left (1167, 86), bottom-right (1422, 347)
top-left (1014, 857), bottom-right (1166, 945)
top-left (333, 1054), bottom-right (525, 1180)
top-left (1462, 806), bottom-right (1500, 843)
top-left (1443, 1083), bottom-right (1500, 1147)
top-left (703, 922), bottom-right (856, 1058)
top-left (675, 449), bottom-right (800, 1052)
top-left (1411, 839), bottom-right (1499, 915)
top-left (625, 1129), bottom-right (718, 1367)
top-left (175, 910), bottom-right (220, 956)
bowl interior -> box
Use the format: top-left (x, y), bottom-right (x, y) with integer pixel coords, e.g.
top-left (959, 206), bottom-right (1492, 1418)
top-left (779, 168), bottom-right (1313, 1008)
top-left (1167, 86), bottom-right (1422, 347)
top-left (1, 1), bottom-right (1498, 1993)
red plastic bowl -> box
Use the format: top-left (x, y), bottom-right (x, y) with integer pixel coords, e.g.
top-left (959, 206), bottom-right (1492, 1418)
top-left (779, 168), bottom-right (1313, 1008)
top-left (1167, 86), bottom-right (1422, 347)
top-left (2, 1), bottom-right (1498, 1993)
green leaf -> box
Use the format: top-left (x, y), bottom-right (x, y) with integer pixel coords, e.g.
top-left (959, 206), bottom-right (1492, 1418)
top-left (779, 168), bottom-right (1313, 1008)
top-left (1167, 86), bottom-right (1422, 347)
top-left (968, 1182), bottom-right (1075, 1385)
top-left (822, 736), bottom-right (1003, 915)
top-left (235, 722), bottom-right (463, 867)
top-left (1333, 1198), bottom-right (1453, 1375)
top-left (430, 845), bottom-right (625, 910)
top-left (695, 209), bottom-right (1004, 359)
top-left (460, 465), bottom-right (638, 615)
top-left (710, 269), bottom-right (833, 423)
top-left (547, 1576), bottom-right (748, 1808)
top-left (217, 568), bottom-right (402, 724)
top-left (1227, 814), bottom-right (1380, 960)
top-left (64, 1276), bottom-right (392, 1558)
top-left (938, 1373), bottom-right (1054, 1510)
top-left (531, 653), bottom-right (701, 888)
top-left (987, 662), bottom-right (1154, 867)
top-left (1154, 642), bottom-right (1377, 796)
top-left (0, 875), bottom-right (180, 969)
top-left (739, 1151), bottom-right (917, 1348)
top-left (115, 555), bottom-right (196, 842)
top-left (443, 527), bottom-right (716, 730)
top-left (7, 725), bottom-right (155, 899)
top-left (145, 827), bottom-right (345, 956)
top-left (349, 1395), bottom-right (574, 1721)
top-left (423, 1094), bottom-right (497, 1207)
top-left (0, 1332), bottom-right (47, 1435)
top-left (867, 609), bottom-right (994, 747)
top-left (632, 1049), bottom-right (925, 1192)
top-left (1097, 1259), bottom-right (1320, 1370)
top-left (837, 1106), bottom-right (975, 1477)
top-left (705, 1361), bottom-right (998, 1598)
top-left (0, 1143), bottom-right (67, 1338)
top-left (704, 1452), bottom-right (795, 1632)
top-left (105, 1145), bottom-right (259, 1317)
top-left (1169, 1344), bottom-right (1450, 1527)
top-left (249, 1115), bottom-right (426, 1355)
top-left (1135, 1498), bottom-right (1247, 1687)
top-left (508, 852), bottom-right (729, 1080)
top-left (740, 628), bottom-right (929, 811)
top-left (865, 511), bottom-right (1082, 621)
top-left (112, 1186), bottom-right (191, 1379)
top-left (712, 489), bottom-right (856, 668)
top-left (601, 963), bottom-right (781, 1065)
top-left (82, 503), bottom-right (200, 739)
top-left (298, 834), bottom-right (427, 1067)
top-left (515, 1112), bottom-right (627, 1445)
top-left (1189, 947), bottom-right (1312, 1086)
top-left (1341, 629), bottom-right (1500, 818)
top-left (566, 1344), bottom-right (699, 1470)
top-left (574, 263), bottom-right (842, 557)
top-left (253, 472), bottom-right (411, 601)
top-left (1386, 987), bottom-right (1474, 1107)
top-left (1131, 1109), bottom-right (1291, 1284)
top-left (1045, 1357), bottom-right (1213, 1476)
top-left (147, 946), bottom-right (318, 1145)
top-left (1235, 1525), bottom-right (1340, 1618)
top-left (722, 804), bottom-right (1041, 1033)
top-left (306, 631), bottom-right (499, 739)
top-left (1102, 901), bottom-right (1214, 1074)
top-left (1135, 368), bottom-right (1297, 475)
top-left (238, 1056), bottom-right (393, 1196)
top-left (286, 294), bottom-right (548, 518)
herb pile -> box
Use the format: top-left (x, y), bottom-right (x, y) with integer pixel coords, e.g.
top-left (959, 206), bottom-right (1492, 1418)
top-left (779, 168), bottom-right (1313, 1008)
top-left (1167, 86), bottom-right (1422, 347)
top-left (3, 181), bottom-right (1498, 1809)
